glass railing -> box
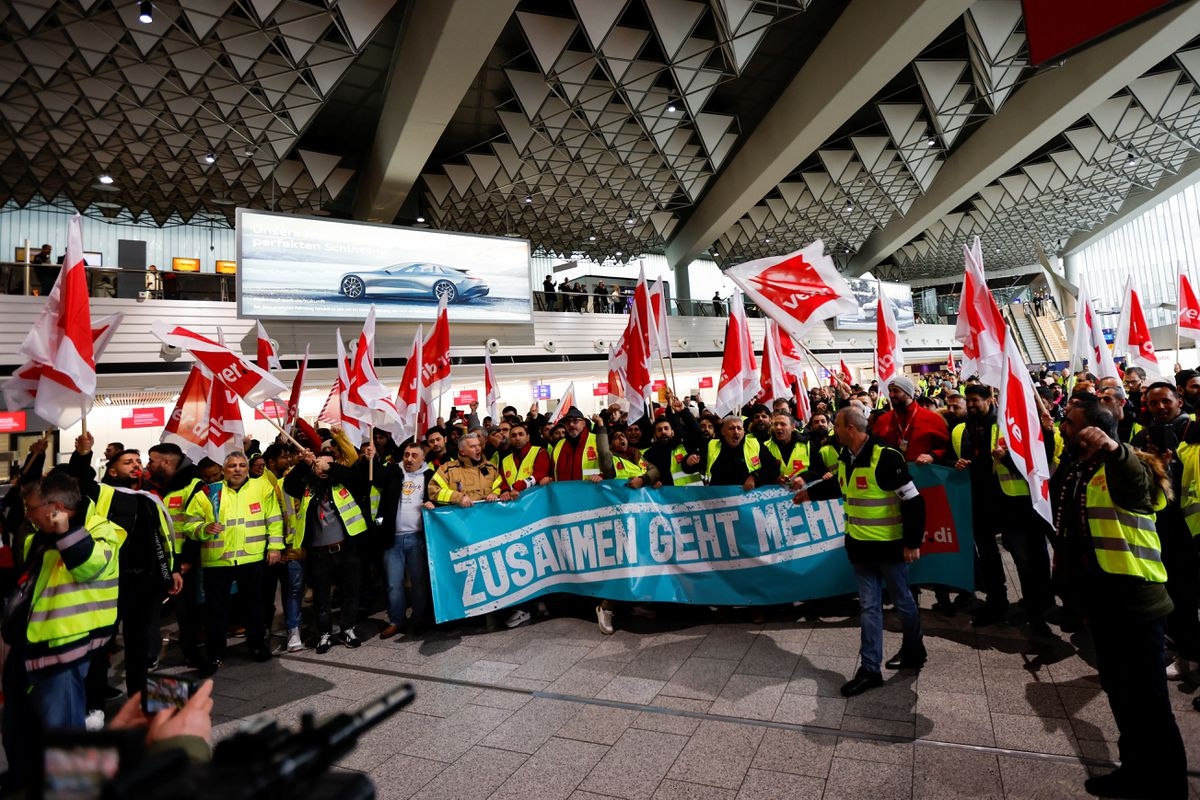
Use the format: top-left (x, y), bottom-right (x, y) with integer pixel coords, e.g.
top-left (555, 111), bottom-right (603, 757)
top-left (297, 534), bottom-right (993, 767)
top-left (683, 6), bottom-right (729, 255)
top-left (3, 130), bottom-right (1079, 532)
top-left (0, 261), bottom-right (233, 301)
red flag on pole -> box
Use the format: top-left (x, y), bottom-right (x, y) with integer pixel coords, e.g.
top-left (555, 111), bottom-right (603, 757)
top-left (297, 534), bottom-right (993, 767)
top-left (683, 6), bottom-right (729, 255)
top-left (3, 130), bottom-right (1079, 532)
top-left (284, 344), bottom-right (310, 431)
top-left (348, 306), bottom-right (405, 439)
top-left (1180, 271), bottom-right (1200, 341)
top-left (621, 299), bottom-right (653, 424)
top-left (484, 350), bottom-right (500, 423)
top-left (549, 382), bottom-right (578, 424)
top-left (204, 378), bottom-right (245, 462)
top-left (5, 313), bottom-right (122, 418)
top-left (396, 326), bottom-right (427, 442)
top-left (152, 322), bottom-right (286, 407)
top-left (839, 357), bottom-right (853, 385)
top-left (714, 292), bottom-right (758, 416)
top-left (874, 294), bottom-right (904, 393)
top-left (255, 321), bottom-right (281, 371)
top-left (1070, 272), bottom-right (1119, 379)
top-left (955, 237), bottom-right (1006, 385)
top-left (649, 275), bottom-right (672, 357)
top-left (1113, 276), bottom-right (1161, 376)
top-left (161, 365), bottom-right (212, 462)
top-left (334, 335), bottom-right (365, 448)
top-left (421, 295), bottom-right (452, 397)
top-left (946, 349), bottom-right (957, 376)
top-left (606, 344), bottom-right (627, 406)
top-left (997, 334), bottom-right (1053, 525)
top-left (758, 321), bottom-right (791, 407)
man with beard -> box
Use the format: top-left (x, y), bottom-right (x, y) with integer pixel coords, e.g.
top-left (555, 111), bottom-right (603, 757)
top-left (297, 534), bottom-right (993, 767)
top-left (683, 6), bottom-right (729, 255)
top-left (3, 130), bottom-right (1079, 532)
top-left (144, 444), bottom-right (213, 668)
top-left (1053, 395), bottom-right (1186, 799)
top-left (424, 427), bottom-right (451, 469)
top-left (1174, 369), bottom-right (1200, 414)
top-left (1132, 382), bottom-right (1200, 679)
top-left (872, 376), bottom-right (950, 465)
top-left (952, 385), bottom-right (1053, 634)
top-left (683, 416), bottom-right (781, 489)
top-left (802, 411), bottom-right (837, 468)
top-left (499, 422), bottom-right (552, 499)
top-left (766, 412), bottom-right (811, 486)
top-left (642, 395), bottom-right (704, 487)
top-left (746, 404), bottom-right (772, 442)
top-left (943, 393), bottom-right (967, 429)
top-left (1098, 385), bottom-right (1140, 443)
top-left (1122, 366), bottom-right (1147, 412)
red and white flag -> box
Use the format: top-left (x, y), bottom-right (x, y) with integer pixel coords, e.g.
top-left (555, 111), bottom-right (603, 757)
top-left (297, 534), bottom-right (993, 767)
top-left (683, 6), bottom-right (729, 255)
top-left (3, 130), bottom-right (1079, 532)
top-left (874, 293), bottom-right (904, 393)
top-left (204, 378), bottom-right (245, 462)
top-left (152, 322), bottom-right (286, 407)
top-left (725, 240), bottom-right (858, 340)
top-left (1180, 270), bottom-right (1200, 341)
top-left (332, 333), bottom-right (365, 448)
top-left (284, 344), bottom-right (310, 431)
top-left (955, 237), bottom-right (1006, 385)
top-left (421, 295), bottom-right (452, 397)
top-left (714, 291), bottom-right (758, 417)
top-left (160, 365), bottom-right (212, 462)
top-left (549, 382), bottom-right (578, 424)
top-left (758, 321), bottom-right (791, 407)
top-left (779, 332), bottom-right (805, 382)
top-left (794, 377), bottom-right (812, 422)
top-left (1070, 272), bottom-right (1119, 379)
top-left (396, 327), bottom-right (430, 442)
top-left (11, 214), bottom-right (98, 427)
top-left (946, 349), bottom-right (957, 376)
top-left (255, 321), bottom-right (282, 371)
top-left (997, 334), bottom-right (1053, 525)
top-left (838, 357), bottom-right (853, 386)
top-left (5, 313), bottom-right (122, 419)
top-left (648, 273), bottom-right (672, 357)
top-left (1113, 277), bottom-right (1161, 377)
top-left (318, 378), bottom-right (342, 428)
top-left (606, 344), bottom-right (627, 406)
top-left (348, 307), bottom-right (405, 440)
top-left (621, 297), bottom-right (654, 424)
top-left (484, 350), bottom-right (500, 424)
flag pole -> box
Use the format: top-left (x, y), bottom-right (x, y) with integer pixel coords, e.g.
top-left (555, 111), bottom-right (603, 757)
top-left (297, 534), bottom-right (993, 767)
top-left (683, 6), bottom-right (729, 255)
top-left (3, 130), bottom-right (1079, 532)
top-left (1177, 262), bottom-right (1182, 366)
top-left (254, 404), bottom-right (305, 450)
top-left (80, 401), bottom-right (88, 437)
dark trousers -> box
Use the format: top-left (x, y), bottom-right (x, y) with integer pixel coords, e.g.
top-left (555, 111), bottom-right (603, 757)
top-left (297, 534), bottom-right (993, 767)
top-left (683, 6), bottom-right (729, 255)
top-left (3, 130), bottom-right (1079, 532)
top-left (1090, 613), bottom-right (1187, 793)
top-left (2, 653), bottom-right (90, 792)
top-left (204, 560), bottom-right (266, 662)
top-left (174, 566), bottom-right (204, 663)
top-left (1159, 518), bottom-right (1200, 660)
top-left (263, 559), bottom-right (289, 633)
top-left (974, 502), bottom-right (1053, 618)
top-left (974, 512), bottom-right (1008, 609)
top-left (308, 544), bottom-right (361, 635)
top-left (84, 574), bottom-right (160, 705)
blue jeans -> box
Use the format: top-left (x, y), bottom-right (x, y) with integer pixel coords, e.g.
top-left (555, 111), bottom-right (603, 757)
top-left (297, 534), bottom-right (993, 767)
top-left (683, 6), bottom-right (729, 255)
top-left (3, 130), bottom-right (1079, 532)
top-left (385, 532), bottom-right (430, 627)
top-left (284, 560), bottom-right (304, 630)
top-left (853, 560), bottom-right (923, 674)
top-left (2, 654), bottom-right (90, 790)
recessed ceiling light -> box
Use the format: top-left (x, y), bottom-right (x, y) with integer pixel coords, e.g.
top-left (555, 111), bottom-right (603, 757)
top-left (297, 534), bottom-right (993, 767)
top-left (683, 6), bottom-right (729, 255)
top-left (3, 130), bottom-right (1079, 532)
top-left (98, 174), bottom-right (114, 184)
top-left (416, 216), bottom-right (425, 223)
top-left (138, 0), bottom-right (152, 23)
top-left (588, 235), bottom-right (596, 241)
top-left (925, 137), bottom-right (936, 147)
top-left (667, 101), bottom-right (677, 113)
top-left (1127, 155), bottom-right (1139, 165)
top-left (204, 152), bottom-right (216, 164)
top-left (615, 251), bottom-right (623, 256)
top-left (524, 194), bottom-right (532, 204)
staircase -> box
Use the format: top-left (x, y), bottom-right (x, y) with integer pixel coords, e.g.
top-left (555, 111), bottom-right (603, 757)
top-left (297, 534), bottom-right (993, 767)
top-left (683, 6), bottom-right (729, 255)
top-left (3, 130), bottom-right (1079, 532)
top-left (1010, 309), bottom-right (1048, 363)
top-left (1031, 313), bottom-right (1070, 362)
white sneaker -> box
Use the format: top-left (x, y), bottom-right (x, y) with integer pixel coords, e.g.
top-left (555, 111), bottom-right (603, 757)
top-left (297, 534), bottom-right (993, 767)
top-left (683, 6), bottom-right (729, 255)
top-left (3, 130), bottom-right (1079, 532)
top-left (1166, 656), bottom-right (1194, 681)
top-left (504, 609), bottom-right (531, 628)
top-left (596, 605), bottom-right (614, 635)
top-left (286, 628), bottom-right (303, 653)
top-left (84, 709), bottom-right (105, 731)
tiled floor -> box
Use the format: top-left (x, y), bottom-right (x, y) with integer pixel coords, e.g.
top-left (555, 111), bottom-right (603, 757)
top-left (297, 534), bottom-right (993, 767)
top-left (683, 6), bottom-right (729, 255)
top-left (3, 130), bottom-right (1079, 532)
top-left (185, 587), bottom-right (1200, 800)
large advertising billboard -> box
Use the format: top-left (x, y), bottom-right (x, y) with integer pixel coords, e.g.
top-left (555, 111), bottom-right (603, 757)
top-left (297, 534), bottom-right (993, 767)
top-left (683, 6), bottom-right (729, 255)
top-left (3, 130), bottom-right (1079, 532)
top-left (237, 210), bottom-right (532, 323)
top-left (834, 277), bottom-right (915, 331)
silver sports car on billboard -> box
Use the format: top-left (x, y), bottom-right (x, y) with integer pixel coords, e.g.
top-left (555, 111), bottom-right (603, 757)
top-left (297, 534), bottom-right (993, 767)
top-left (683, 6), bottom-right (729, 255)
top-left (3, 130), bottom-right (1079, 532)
top-left (338, 262), bottom-right (490, 303)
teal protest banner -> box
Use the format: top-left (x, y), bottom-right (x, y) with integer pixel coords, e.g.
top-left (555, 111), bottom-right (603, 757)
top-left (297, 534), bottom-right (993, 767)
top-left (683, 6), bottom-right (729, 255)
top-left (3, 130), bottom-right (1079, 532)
top-left (424, 464), bottom-right (974, 622)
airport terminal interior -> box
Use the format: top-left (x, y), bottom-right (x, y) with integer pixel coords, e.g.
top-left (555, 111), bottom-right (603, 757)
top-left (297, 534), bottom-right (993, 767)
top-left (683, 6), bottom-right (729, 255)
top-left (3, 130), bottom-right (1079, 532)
top-left (6, 0), bottom-right (1200, 797)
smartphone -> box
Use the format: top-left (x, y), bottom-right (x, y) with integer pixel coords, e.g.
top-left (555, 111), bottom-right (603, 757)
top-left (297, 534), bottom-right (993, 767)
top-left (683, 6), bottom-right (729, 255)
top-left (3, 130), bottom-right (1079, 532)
top-left (143, 672), bottom-right (198, 714)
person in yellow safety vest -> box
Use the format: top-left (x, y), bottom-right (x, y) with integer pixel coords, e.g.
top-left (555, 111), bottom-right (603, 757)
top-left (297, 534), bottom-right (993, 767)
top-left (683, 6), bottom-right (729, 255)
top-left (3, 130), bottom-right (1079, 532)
top-left (144, 443), bottom-right (213, 669)
top-left (261, 442), bottom-right (304, 654)
top-left (608, 426), bottom-right (659, 485)
top-left (1053, 394), bottom-right (1187, 799)
top-left (952, 384), bottom-right (1054, 635)
top-left (485, 422), bottom-right (512, 468)
top-left (499, 422), bottom-right (552, 500)
top-left (1, 472), bottom-right (120, 794)
top-left (682, 415), bottom-right (781, 490)
top-left (766, 412), bottom-right (809, 485)
top-left (641, 397), bottom-right (705, 488)
top-left (792, 404), bottom-right (926, 699)
top-left (197, 451), bottom-right (283, 676)
top-left (283, 447), bottom-right (370, 655)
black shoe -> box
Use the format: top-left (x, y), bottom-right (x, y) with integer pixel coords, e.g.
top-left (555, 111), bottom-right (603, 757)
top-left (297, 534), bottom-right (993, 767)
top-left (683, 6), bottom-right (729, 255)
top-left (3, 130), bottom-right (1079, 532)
top-left (197, 659), bottom-right (222, 678)
top-left (971, 606), bottom-right (1007, 628)
top-left (247, 645), bottom-right (272, 663)
top-left (1028, 619), bottom-right (1055, 639)
top-left (1083, 769), bottom-right (1166, 799)
top-left (315, 633), bottom-right (333, 655)
top-left (103, 685), bottom-right (123, 702)
top-left (884, 648), bottom-right (928, 670)
top-left (840, 667), bottom-right (884, 697)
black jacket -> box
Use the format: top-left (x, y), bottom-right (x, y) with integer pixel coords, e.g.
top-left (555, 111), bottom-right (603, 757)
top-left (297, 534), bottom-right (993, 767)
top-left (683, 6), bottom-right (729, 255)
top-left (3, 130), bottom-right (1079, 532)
top-left (372, 461), bottom-right (437, 537)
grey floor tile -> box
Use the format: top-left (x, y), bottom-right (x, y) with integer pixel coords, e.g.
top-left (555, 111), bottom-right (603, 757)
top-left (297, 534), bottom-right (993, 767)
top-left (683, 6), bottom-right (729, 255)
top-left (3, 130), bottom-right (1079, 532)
top-left (990, 711), bottom-right (1079, 757)
top-left (842, 677), bottom-right (918, 722)
top-left (839, 714), bottom-right (915, 738)
top-left (770, 692), bottom-right (846, 729)
top-left (913, 653), bottom-right (986, 696)
top-left (707, 673), bottom-right (786, 721)
top-left (370, 753), bottom-right (447, 800)
top-left (983, 669), bottom-right (1066, 718)
top-left (665, 719), bottom-right (764, 790)
top-left (547, 658), bottom-right (626, 698)
top-left (596, 674), bottom-right (667, 705)
top-left (1055, 686), bottom-right (1118, 743)
top-left (489, 736), bottom-right (610, 800)
top-left (995, 754), bottom-right (1092, 799)
top-left (750, 728), bottom-right (837, 779)
top-left (404, 678), bottom-right (485, 718)
top-left (913, 690), bottom-right (995, 746)
top-left (823, 756), bottom-right (912, 800)
top-left (621, 639), bottom-right (703, 681)
top-left (569, 793), bottom-right (625, 800)
top-left (632, 696), bottom-right (712, 736)
top-left (911, 746), bottom-right (1002, 799)
top-left (735, 768), bottom-right (823, 800)
top-left (511, 643), bottom-right (597, 682)
top-left (580, 728), bottom-right (690, 800)
top-left (475, 687), bottom-right (534, 710)
top-left (481, 697), bottom-right (581, 754)
top-left (451, 658), bottom-right (521, 684)
top-left (786, 654), bottom-right (859, 697)
top-left (659, 657), bottom-right (738, 701)
top-left (691, 626), bottom-right (758, 661)
top-left (399, 703), bottom-right (515, 762)
top-left (734, 634), bottom-right (802, 679)
top-left (651, 780), bottom-right (736, 800)
top-left (409, 745), bottom-right (527, 800)
top-left (587, 631), bottom-right (659, 664)
top-left (557, 704), bottom-right (641, 745)
top-left (834, 734), bottom-right (914, 767)
top-left (801, 626), bottom-right (862, 657)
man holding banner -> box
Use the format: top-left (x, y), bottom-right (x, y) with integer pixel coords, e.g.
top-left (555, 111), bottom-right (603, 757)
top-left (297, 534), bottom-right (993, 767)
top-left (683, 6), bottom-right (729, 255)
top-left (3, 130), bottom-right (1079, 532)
top-left (684, 416), bottom-right (780, 489)
top-left (794, 405), bottom-right (926, 697)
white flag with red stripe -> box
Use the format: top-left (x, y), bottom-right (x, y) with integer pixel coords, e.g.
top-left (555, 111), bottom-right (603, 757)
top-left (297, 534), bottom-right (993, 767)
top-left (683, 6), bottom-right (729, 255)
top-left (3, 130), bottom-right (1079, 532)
top-left (648, 273), bottom-right (672, 357)
top-left (1179, 270), bottom-right (1200, 341)
top-left (396, 326), bottom-right (428, 442)
top-left (5, 313), bottom-right (122, 417)
top-left (255, 321), bottom-right (282, 371)
top-left (160, 365), bottom-right (212, 462)
top-left (421, 294), bottom-right (452, 397)
top-left (203, 377), bottom-right (245, 462)
top-left (606, 344), bottom-right (627, 406)
top-left (1113, 277), bottom-right (1161, 377)
top-left (997, 334), bottom-right (1053, 525)
top-left (348, 306), bottom-right (405, 439)
top-left (549, 382), bottom-right (578, 424)
top-left (152, 322), bottom-right (286, 407)
top-left (484, 350), bottom-right (500, 424)
top-left (946, 349), bottom-right (957, 376)
top-left (714, 292), bottom-right (758, 417)
top-left (725, 240), bottom-right (858, 339)
top-left (955, 237), bottom-right (1006, 385)
top-left (621, 297), bottom-right (654, 424)
top-left (284, 344), bottom-right (309, 431)
top-left (1070, 273), bottom-right (1119, 379)
top-left (11, 214), bottom-right (98, 427)
top-left (874, 293), bottom-right (904, 394)
top-left (334, 334), bottom-right (365, 448)
top-left (758, 321), bottom-right (791, 407)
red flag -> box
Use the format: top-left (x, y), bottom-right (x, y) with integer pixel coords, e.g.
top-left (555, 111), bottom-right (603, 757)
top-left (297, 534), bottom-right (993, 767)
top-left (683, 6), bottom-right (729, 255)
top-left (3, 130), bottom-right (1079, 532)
top-left (334, 334), bottom-right (365, 448)
top-left (997, 334), bottom-right (1053, 525)
top-left (284, 344), bottom-right (310, 431)
top-left (152, 322), bottom-right (286, 407)
top-left (725, 240), bottom-right (858, 339)
top-left (955, 237), bottom-right (1006, 385)
top-left (396, 326), bottom-right (428, 442)
top-left (348, 306), bottom-right (405, 439)
top-left (620, 299), bottom-right (653, 424)
top-left (714, 292), bottom-right (758, 416)
top-left (12, 214), bottom-right (98, 427)
top-left (839, 357), bottom-right (853, 385)
top-left (204, 378), bottom-right (245, 462)
top-left (758, 321), bottom-right (791, 407)
top-left (484, 350), bottom-right (500, 423)
top-left (649, 275), bottom-right (672, 357)
top-left (5, 313), bottom-right (122, 418)
top-left (1070, 272), bottom-right (1119, 379)
top-left (1113, 276), bottom-right (1161, 376)
top-left (421, 295), bottom-right (452, 397)
top-left (256, 321), bottom-right (282, 371)
top-left (1180, 271), bottom-right (1200, 341)
top-left (874, 294), bottom-right (903, 392)
top-left (946, 349), bottom-right (957, 376)
top-left (549, 382), bottom-right (578, 424)
top-left (161, 365), bottom-right (212, 462)
top-left (606, 344), bottom-right (627, 406)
